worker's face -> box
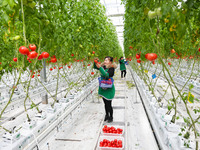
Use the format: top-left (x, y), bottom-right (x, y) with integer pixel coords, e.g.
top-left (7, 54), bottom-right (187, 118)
top-left (121, 57), bottom-right (123, 60)
top-left (104, 58), bottom-right (112, 66)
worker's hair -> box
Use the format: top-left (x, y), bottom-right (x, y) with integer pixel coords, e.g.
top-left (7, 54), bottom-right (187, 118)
top-left (104, 56), bottom-right (113, 62)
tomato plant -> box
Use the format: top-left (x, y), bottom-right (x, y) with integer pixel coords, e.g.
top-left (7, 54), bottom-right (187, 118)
top-left (0, 0), bottom-right (124, 141)
top-left (123, 1), bottom-right (200, 149)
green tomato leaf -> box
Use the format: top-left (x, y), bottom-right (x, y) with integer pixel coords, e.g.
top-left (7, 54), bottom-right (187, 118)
top-left (2, 13), bottom-right (9, 22)
top-left (0, 0), bottom-right (8, 8)
top-left (7, 0), bottom-right (15, 8)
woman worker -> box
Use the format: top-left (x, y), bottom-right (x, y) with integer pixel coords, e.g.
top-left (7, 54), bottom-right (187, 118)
top-left (94, 56), bottom-right (117, 123)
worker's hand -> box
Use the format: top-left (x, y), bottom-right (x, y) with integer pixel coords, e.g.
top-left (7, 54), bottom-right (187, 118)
top-left (96, 63), bottom-right (101, 68)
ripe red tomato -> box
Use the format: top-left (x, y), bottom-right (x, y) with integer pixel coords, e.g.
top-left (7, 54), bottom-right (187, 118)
top-left (129, 46), bottom-right (133, 49)
top-left (171, 49), bottom-right (175, 53)
top-left (168, 62), bottom-right (171, 65)
top-left (51, 58), bottom-right (57, 63)
top-left (108, 143), bottom-right (111, 147)
top-left (13, 58), bottom-right (17, 62)
top-left (129, 59), bottom-right (132, 61)
top-left (68, 66), bottom-right (71, 69)
top-left (135, 54), bottom-right (140, 59)
top-left (29, 44), bottom-right (36, 51)
top-left (117, 130), bottom-right (121, 134)
top-left (145, 53), bottom-right (157, 61)
top-left (88, 64), bottom-right (91, 66)
top-left (175, 52), bottom-right (179, 56)
top-left (91, 72), bottom-right (94, 75)
top-left (189, 56), bottom-right (193, 59)
top-left (0, 62), bottom-right (1, 64)
top-left (94, 60), bottom-right (98, 63)
top-left (71, 53), bottom-right (74, 57)
top-left (118, 140), bottom-right (122, 144)
top-left (31, 75), bottom-right (34, 78)
top-left (28, 51), bottom-right (37, 59)
top-left (199, 48), bottom-right (200, 52)
top-left (37, 74), bottom-right (40, 76)
top-left (38, 54), bottom-right (43, 60)
top-left (19, 46), bottom-right (29, 55)
top-left (152, 60), bottom-right (155, 64)
top-left (42, 52), bottom-right (49, 59)
top-left (137, 60), bottom-right (141, 63)
top-left (100, 141), bottom-right (103, 147)
top-left (92, 51), bottom-right (95, 54)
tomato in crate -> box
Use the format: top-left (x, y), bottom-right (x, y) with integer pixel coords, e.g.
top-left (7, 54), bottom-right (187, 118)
top-left (101, 125), bottom-right (124, 136)
top-left (98, 136), bottom-right (124, 150)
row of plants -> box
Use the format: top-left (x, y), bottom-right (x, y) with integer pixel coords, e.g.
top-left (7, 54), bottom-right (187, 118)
top-left (0, 0), bottom-right (123, 134)
top-left (122, 0), bottom-right (200, 149)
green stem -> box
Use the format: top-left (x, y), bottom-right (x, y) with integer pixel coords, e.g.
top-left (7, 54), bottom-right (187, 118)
top-left (162, 66), bottom-right (177, 123)
top-left (0, 126), bottom-right (12, 133)
top-left (52, 67), bottom-right (60, 106)
top-left (36, 75), bottom-right (57, 102)
top-left (0, 70), bottom-right (22, 119)
top-left (21, 0), bottom-right (26, 46)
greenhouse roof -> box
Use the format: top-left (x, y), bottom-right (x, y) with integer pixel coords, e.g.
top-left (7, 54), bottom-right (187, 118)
top-left (100, 0), bottom-right (125, 51)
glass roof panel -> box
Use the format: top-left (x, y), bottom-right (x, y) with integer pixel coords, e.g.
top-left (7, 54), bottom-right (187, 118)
top-left (100, 0), bottom-right (124, 51)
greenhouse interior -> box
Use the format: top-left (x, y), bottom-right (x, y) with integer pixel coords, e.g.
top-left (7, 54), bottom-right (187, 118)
top-left (0, 0), bottom-right (200, 150)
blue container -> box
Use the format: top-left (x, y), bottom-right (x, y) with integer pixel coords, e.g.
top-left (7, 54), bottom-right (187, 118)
top-left (98, 77), bottom-right (114, 88)
top-left (125, 61), bottom-right (129, 65)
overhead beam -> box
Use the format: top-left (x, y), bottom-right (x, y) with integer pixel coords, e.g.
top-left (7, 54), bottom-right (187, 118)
top-left (107, 13), bottom-right (124, 17)
top-left (115, 25), bottom-right (124, 27)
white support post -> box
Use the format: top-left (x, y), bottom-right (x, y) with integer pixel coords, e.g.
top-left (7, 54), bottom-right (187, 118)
top-left (41, 59), bottom-right (48, 104)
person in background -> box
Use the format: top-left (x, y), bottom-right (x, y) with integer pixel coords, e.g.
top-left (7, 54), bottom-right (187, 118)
top-left (119, 57), bottom-right (126, 79)
top-left (94, 56), bottom-right (117, 123)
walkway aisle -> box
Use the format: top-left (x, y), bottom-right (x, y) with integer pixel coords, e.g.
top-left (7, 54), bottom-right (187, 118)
top-left (125, 68), bottom-right (159, 150)
top-left (41, 68), bottom-right (159, 150)
top-left (40, 93), bottom-right (105, 150)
